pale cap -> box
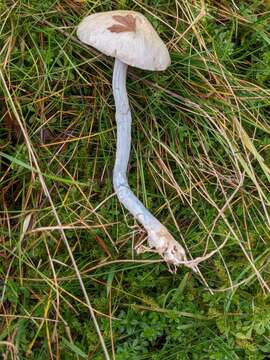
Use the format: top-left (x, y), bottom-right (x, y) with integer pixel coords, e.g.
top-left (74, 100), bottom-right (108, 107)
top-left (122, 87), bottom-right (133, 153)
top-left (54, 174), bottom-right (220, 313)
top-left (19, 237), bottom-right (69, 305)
top-left (77, 10), bottom-right (171, 71)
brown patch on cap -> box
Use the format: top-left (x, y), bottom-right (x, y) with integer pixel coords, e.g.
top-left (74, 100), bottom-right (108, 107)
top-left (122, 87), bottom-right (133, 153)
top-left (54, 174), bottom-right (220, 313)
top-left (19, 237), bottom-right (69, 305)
top-left (108, 14), bottom-right (136, 33)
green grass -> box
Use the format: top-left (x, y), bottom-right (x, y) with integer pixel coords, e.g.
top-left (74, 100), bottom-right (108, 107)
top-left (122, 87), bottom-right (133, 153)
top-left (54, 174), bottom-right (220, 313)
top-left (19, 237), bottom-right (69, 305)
top-left (1, 0), bottom-right (270, 359)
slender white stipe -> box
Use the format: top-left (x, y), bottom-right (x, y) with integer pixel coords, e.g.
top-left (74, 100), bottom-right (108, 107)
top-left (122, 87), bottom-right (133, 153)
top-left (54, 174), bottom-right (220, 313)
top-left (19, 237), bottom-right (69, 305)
top-left (112, 58), bottom-right (188, 268)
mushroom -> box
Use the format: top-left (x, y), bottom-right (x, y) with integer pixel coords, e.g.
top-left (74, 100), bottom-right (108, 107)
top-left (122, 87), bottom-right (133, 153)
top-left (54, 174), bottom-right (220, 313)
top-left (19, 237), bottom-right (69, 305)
top-left (77, 10), bottom-right (190, 270)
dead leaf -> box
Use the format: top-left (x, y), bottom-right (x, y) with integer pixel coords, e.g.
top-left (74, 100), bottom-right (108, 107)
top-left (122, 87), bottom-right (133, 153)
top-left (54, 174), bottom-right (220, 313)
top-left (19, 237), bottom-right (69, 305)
top-left (95, 235), bottom-right (111, 257)
top-left (1, 100), bottom-right (22, 143)
top-left (108, 14), bottom-right (136, 33)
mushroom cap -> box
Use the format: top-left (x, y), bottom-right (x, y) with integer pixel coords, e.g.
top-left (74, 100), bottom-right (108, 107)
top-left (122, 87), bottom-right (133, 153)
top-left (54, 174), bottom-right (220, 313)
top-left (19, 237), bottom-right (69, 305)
top-left (77, 10), bottom-right (171, 71)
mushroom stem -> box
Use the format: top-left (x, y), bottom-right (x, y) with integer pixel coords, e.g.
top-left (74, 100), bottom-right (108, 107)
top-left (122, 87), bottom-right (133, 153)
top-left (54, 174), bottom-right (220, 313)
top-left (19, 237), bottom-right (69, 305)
top-left (112, 58), bottom-right (188, 268)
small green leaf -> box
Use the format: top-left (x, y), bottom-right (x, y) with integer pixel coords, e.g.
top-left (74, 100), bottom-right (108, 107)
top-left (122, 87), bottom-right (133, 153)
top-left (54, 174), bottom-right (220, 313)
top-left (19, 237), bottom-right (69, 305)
top-left (61, 338), bottom-right (88, 359)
